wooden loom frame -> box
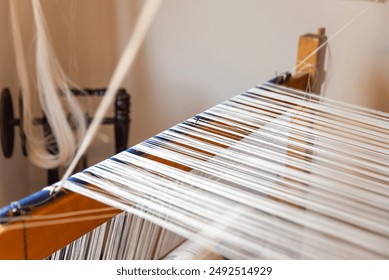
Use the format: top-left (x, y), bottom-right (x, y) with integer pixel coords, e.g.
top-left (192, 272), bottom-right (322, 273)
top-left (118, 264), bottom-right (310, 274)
top-left (0, 29), bottom-right (327, 260)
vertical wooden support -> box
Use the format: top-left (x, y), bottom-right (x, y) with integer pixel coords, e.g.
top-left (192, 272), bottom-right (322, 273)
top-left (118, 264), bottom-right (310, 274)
top-left (286, 28), bottom-right (327, 94)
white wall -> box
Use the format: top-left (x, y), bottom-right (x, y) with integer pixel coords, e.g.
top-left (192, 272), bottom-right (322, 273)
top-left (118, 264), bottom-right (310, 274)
top-left (119, 0), bottom-right (389, 145)
top-left (0, 0), bottom-right (388, 205)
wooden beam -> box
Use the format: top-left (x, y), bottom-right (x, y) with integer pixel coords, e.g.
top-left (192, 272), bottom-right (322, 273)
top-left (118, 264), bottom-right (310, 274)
top-left (0, 192), bottom-right (120, 259)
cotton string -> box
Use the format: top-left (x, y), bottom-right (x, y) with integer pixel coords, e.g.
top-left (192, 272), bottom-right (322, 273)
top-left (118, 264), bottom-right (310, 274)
top-left (13, 82), bottom-right (386, 259)
top-left (60, 0), bottom-right (163, 186)
top-left (59, 84), bottom-right (389, 259)
top-left (9, 0), bottom-right (86, 169)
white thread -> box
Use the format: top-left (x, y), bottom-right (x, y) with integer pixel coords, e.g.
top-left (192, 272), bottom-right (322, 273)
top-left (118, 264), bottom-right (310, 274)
top-left (60, 0), bottom-right (163, 186)
top-left (10, 0), bottom-right (86, 169)
top-left (58, 85), bottom-right (389, 259)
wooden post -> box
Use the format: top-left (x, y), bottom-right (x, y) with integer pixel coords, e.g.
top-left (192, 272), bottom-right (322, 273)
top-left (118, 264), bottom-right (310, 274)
top-left (285, 28), bottom-right (327, 94)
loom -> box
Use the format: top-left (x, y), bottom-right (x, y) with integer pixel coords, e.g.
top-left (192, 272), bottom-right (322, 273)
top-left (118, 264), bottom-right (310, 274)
top-left (0, 27), bottom-right (388, 260)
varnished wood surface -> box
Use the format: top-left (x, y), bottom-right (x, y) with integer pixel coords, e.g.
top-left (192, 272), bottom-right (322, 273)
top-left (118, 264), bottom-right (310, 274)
top-left (0, 192), bottom-right (120, 259)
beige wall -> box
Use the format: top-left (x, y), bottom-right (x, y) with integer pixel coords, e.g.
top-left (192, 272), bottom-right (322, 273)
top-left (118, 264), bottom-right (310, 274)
top-left (0, 1), bottom-right (30, 204)
top-left (0, 0), bottom-right (388, 205)
top-left (117, 0), bottom-right (389, 146)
